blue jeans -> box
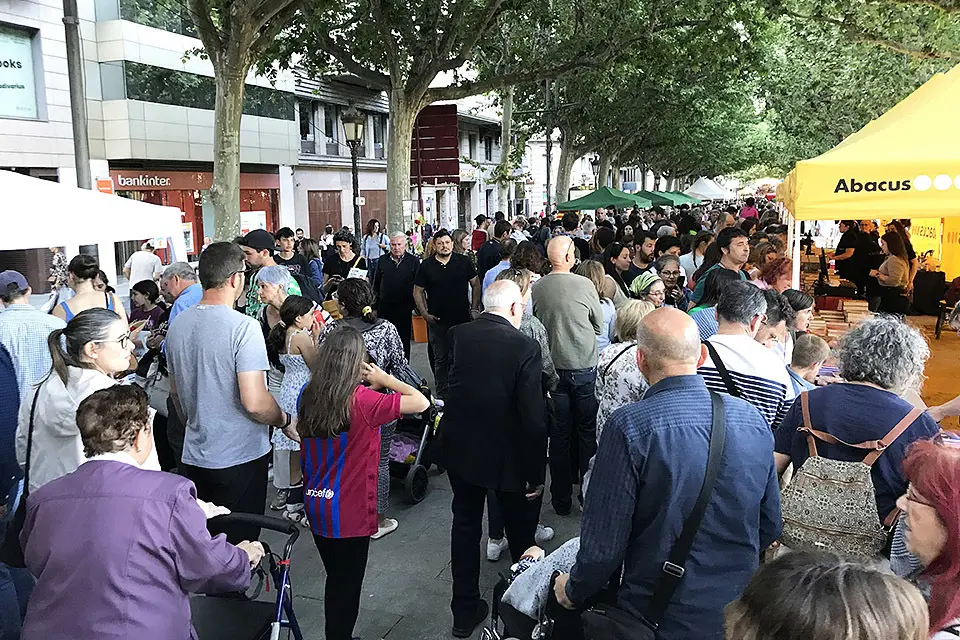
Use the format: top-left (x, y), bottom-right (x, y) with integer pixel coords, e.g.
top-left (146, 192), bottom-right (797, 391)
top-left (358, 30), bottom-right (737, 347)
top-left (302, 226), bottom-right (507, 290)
top-left (0, 480), bottom-right (33, 640)
top-left (550, 368), bottom-right (598, 513)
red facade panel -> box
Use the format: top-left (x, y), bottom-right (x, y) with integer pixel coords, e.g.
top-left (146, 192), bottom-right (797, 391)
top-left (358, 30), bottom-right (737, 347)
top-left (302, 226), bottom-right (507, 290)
top-left (412, 104), bottom-right (461, 186)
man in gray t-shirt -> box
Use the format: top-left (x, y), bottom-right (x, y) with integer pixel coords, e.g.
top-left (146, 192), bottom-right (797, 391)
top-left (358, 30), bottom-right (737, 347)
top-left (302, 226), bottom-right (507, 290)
top-left (167, 242), bottom-right (293, 543)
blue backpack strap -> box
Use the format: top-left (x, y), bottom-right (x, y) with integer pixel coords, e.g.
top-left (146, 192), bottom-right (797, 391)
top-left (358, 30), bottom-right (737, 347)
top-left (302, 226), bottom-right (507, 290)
top-left (105, 292), bottom-right (114, 311)
top-left (59, 301), bottom-right (74, 321)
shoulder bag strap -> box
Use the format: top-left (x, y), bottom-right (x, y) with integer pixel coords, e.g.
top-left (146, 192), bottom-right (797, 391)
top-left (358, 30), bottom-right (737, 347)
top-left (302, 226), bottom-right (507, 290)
top-left (351, 255), bottom-right (362, 269)
top-left (601, 344), bottom-right (634, 380)
top-left (800, 392), bottom-right (819, 458)
top-left (23, 388), bottom-right (41, 501)
top-left (703, 341), bottom-right (740, 398)
top-left (645, 390), bottom-right (726, 628)
top-left (862, 407), bottom-right (923, 467)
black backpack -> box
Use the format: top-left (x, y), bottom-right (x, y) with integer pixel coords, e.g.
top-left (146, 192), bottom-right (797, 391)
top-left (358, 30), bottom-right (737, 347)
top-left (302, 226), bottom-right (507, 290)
top-left (292, 272), bottom-right (324, 304)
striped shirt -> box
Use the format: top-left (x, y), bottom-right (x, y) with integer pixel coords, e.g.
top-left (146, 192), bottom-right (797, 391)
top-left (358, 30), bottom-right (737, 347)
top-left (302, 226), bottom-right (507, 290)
top-left (698, 333), bottom-right (795, 429)
top-left (690, 306), bottom-right (718, 341)
top-left (300, 385), bottom-right (401, 538)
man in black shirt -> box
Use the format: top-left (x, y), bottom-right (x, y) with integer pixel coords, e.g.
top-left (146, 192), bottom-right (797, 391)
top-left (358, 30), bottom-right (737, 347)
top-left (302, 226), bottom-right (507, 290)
top-left (374, 232), bottom-right (421, 358)
top-left (624, 230), bottom-right (657, 286)
top-left (274, 227), bottom-right (310, 276)
top-left (558, 212), bottom-right (591, 261)
top-left (413, 229), bottom-right (481, 399)
top-left (476, 220), bottom-right (511, 280)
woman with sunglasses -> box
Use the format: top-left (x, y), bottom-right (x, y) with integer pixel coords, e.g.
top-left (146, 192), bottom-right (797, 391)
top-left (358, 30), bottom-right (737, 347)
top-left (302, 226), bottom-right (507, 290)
top-left (15, 308), bottom-right (159, 493)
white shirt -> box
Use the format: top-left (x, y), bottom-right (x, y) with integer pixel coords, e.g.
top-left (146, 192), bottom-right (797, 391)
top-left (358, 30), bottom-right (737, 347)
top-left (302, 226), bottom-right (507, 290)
top-left (125, 250), bottom-right (162, 285)
top-left (17, 367), bottom-right (161, 492)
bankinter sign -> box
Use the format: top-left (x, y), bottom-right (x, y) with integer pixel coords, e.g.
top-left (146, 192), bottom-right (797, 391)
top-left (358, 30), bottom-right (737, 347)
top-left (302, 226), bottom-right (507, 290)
top-left (116, 175), bottom-right (172, 187)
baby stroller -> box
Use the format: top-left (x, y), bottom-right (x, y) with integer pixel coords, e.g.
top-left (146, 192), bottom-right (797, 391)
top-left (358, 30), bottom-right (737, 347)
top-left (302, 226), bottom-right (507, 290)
top-left (388, 371), bottom-right (443, 504)
top-left (190, 513), bottom-right (303, 640)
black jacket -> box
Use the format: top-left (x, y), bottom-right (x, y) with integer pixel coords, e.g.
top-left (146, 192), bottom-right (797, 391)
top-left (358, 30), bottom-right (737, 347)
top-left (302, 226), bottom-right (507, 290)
top-left (373, 251), bottom-right (420, 309)
top-left (475, 239), bottom-right (502, 280)
top-left (439, 314), bottom-right (547, 492)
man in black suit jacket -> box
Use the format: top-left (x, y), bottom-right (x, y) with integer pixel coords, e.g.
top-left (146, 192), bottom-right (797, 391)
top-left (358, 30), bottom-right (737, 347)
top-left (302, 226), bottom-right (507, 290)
top-left (440, 280), bottom-right (548, 638)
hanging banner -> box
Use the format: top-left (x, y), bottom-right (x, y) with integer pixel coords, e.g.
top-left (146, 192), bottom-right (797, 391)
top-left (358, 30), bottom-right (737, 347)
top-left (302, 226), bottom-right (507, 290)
top-left (909, 218), bottom-right (942, 261)
top-left (942, 217), bottom-right (960, 279)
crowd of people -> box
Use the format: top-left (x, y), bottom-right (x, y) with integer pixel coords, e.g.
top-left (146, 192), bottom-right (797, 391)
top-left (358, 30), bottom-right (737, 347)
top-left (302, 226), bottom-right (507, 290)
top-left (0, 199), bottom-right (959, 640)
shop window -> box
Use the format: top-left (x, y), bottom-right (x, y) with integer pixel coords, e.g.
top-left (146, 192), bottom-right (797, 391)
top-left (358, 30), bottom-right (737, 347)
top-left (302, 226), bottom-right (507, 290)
top-left (120, 62), bottom-right (295, 120)
top-left (484, 137), bottom-right (493, 162)
top-left (0, 25), bottom-right (43, 120)
top-left (468, 134), bottom-right (477, 160)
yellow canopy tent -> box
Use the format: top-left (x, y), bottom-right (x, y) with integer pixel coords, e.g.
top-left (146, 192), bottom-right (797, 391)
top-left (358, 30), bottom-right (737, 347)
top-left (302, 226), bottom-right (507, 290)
top-left (777, 65), bottom-right (960, 278)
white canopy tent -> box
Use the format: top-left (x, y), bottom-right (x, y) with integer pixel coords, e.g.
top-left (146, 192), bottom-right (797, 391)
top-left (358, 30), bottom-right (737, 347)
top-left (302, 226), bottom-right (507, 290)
top-left (684, 177), bottom-right (736, 201)
top-left (1, 170), bottom-right (188, 286)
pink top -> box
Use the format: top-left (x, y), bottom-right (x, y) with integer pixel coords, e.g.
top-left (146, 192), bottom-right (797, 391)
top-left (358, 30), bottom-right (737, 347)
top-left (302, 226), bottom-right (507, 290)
top-left (740, 206), bottom-right (759, 219)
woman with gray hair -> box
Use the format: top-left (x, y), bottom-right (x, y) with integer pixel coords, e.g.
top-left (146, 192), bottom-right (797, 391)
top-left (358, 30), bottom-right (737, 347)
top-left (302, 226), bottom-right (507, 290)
top-left (773, 315), bottom-right (940, 530)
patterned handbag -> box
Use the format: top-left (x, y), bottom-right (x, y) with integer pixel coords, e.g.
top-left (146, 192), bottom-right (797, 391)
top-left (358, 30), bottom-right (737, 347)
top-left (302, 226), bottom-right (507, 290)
top-left (780, 392), bottom-right (921, 557)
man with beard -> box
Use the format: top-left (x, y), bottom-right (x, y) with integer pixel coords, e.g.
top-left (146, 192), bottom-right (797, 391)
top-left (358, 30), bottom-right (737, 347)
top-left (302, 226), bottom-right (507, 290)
top-left (624, 231), bottom-right (657, 286)
top-left (413, 229), bottom-right (482, 399)
top-left (691, 227), bottom-right (750, 304)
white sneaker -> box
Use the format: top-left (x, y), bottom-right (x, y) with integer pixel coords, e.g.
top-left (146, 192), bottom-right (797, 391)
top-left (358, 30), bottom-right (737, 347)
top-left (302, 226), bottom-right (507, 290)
top-left (486, 537), bottom-right (508, 561)
top-left (372, 517), bottom-right (399, 540)
top-left (535, 524), bottom-right (555, 545)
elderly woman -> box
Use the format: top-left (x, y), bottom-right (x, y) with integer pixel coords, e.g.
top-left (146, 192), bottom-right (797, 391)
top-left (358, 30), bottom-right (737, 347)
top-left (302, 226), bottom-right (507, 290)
top-left (20, 385), bottom-right (263, 639)
top-left (752, 257), bottom-right (793, 293)
top-left (629, 271), bottom-right (666, 308)
top-left (595, 300), bottom-right (656, 441)
top-left (896, 441), bottom-right (960, 638)
top-left (774, 316), bottom-right (940, 532)
top-left (656, 254), bottom-right (692, 311)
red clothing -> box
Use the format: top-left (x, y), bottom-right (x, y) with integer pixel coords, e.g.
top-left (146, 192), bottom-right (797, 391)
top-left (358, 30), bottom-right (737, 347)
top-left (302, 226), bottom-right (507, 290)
top-left (301, 385), bottom-right (401, 538)
top-left (471, 229), bottom-right (487, 252)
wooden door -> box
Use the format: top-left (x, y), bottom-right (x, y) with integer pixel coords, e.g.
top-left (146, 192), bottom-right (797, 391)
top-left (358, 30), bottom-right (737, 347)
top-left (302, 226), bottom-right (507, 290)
top-left (360, 189), bottom-right (388, 232)
top-left (308, 190), bottom-right (342, 238)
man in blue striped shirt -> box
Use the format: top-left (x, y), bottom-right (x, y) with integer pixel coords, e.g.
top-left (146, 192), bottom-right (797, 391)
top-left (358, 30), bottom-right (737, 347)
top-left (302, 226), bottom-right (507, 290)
top-left (555, 308), bottom-right (781, 640)
top-left (698, 281), bottom-right (794, 429)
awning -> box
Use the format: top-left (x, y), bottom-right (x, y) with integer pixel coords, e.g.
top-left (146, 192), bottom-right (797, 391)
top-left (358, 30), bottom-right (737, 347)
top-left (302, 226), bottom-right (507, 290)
top-left (557, 185), bottom-right (653, 211)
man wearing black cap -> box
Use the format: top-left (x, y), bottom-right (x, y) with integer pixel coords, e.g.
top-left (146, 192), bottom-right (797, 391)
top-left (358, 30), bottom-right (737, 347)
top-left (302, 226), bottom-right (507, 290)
top-left (237, 229), bottom-right (301, 318)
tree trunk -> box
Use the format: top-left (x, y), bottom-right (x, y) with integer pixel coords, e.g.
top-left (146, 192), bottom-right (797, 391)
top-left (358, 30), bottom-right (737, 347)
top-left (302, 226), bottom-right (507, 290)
top-left (498, 85), bottom-right (514, 216)
top-left (598, 155), bottom-right (612, 189)
top-left (666, 174), bottom-right (675, 191)
top-left (386, 88), bottom-right (420, 233)
top-left (612, 160), bottom-right (622, 190)
top-left (554, 142), bottom-right (578, 206)
top-left (640, 166), bottom-right (647, 190)
top-left (210, 66), bottom-right (247, 240)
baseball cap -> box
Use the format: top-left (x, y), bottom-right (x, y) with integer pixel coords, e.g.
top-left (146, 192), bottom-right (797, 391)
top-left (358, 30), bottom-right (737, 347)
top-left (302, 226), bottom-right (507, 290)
top-left (239, 229), bottom-right (276, 254)
top-left (0, 270), bottom-right (28, 293)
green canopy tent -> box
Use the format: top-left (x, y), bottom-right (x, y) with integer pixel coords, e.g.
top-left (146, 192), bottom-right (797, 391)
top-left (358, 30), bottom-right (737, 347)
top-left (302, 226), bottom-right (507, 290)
top-left (668, 191), bottom-right (702, 205)
top-left (557, 186), bottom-right (653, 211)
top-left (633, 190), bottom-right (676, 207)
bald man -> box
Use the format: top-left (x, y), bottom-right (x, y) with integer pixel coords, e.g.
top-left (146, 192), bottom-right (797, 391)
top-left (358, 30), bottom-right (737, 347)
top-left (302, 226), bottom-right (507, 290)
top-left (554, 308), bottom-right (781, 640)
top-left (532, 236), bottom-right (603, 515)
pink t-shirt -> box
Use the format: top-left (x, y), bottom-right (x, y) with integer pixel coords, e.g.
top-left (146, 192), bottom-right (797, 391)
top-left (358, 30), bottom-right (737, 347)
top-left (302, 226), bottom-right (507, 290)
top-left (740, 206), bottom-right (759, 220)
top-left (301, 385), bottom-right (401, 538)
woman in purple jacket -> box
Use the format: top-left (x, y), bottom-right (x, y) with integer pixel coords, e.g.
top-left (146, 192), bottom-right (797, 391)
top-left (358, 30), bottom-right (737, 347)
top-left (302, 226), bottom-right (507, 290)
top-left (20, 385), bottom-right (263, 640)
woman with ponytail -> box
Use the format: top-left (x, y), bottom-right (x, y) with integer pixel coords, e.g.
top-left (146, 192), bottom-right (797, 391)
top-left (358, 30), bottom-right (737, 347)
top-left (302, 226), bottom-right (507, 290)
top-left (317, 278), bottom-right (415, 540)
top-left (265, 295), bottom-right (318, 524)
top-left (16, 308), bottom-right (156, 492)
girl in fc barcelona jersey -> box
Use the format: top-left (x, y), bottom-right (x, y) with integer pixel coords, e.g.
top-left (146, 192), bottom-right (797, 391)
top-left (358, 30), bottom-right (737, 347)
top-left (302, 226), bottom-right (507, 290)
top-left (296, 326), bottom-right (428, 640)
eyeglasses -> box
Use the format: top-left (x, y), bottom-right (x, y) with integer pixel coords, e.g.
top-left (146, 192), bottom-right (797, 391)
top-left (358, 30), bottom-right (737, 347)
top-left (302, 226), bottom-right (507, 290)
top-left (660, 270), bottom-right (681, 277)
top-left (904, 487), bottom-right (934, 508)
top-left (95, 332), bottom-right (132, 349)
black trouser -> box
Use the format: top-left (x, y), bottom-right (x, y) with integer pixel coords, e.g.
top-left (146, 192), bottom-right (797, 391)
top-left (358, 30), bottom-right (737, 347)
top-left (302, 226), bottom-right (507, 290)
top-left (550, 369), bottom-right (598, 513)
top-left (182, 453), bottom-right (269, 544)
top-left (314, 535), bottom-right (370, 640)
top-left (428, 322), bottom-right (454, 398)
top-left (380, 304), bottom-right (413, 359)
top-left (449, 472), bottom-right (540, 626)
top-left (165, 396), bottom-right (185, 471)
top-left (150, 411), bottom-right (176, 472)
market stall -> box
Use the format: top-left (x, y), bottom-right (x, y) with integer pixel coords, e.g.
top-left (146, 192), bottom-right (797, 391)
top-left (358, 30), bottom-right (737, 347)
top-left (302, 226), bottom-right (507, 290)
top-left (684, 177), bottom-right (735, 201)
top-left (777, 64), bottom-right (960, 281)
top-left (1, 170), bottom-right (188, 286)
top-left (557, 185), bottom-right (653, 211)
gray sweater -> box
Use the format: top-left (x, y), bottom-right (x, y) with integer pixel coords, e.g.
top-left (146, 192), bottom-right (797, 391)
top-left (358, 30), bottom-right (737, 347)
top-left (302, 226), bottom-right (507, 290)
top-left (532, 272), bottom-right (604, 370)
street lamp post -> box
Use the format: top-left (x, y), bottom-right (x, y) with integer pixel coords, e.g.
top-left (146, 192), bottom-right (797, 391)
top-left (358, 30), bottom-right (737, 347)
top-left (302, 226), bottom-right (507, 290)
top-left (341, 105), bottom-right (366, 234)
top-left (590, 154), bottom-right (601, 189)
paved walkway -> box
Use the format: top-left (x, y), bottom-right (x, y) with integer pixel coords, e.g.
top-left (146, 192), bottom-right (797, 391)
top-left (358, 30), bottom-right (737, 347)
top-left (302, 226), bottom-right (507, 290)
top-left (255, 341), bottom-right (582, 640)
